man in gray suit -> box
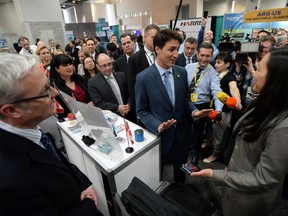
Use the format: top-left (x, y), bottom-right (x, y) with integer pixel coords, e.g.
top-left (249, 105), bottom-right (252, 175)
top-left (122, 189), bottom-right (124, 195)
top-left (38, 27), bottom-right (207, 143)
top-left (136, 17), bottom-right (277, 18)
top-left (135, 29), bottom-right (211, 183)
top-left (88, 53), bottom-right (130, 117)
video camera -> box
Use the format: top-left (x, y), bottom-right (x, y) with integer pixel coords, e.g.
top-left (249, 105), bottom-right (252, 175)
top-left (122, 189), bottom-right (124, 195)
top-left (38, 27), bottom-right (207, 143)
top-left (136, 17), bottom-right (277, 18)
top-left (235, 42), bottom-right (260, 64)
top-left (218, 33), bottom-right (235, 53)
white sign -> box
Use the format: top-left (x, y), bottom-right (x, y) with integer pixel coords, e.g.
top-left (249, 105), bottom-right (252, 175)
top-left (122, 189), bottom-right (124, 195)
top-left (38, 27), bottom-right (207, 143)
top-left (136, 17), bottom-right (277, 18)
top-left (172, 17), bottom-right (212, 39)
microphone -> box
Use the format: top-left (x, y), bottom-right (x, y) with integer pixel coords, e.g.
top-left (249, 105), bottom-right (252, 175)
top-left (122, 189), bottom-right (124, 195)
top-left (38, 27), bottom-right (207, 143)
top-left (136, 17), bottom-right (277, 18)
top-left (217, 92), bottom-right (238, 109)
top-left (208, 110), bottom-right (222, 124)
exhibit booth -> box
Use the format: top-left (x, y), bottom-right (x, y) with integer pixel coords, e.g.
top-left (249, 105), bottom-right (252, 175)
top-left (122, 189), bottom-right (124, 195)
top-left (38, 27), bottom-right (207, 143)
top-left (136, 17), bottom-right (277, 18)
top-left (56, 92), bottom-right (161, 216)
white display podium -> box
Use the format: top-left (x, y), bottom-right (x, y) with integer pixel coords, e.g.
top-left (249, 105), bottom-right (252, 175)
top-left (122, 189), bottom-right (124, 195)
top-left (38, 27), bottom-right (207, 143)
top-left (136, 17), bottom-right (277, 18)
top-left (57, 117), bottom-right (161, 216)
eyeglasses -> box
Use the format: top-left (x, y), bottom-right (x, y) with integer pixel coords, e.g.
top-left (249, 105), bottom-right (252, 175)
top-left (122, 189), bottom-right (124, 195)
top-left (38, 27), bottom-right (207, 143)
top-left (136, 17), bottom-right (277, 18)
top-left (10, 85), bottom-right (51, 104)
top-left (98, 62), bottom-right (113, 69)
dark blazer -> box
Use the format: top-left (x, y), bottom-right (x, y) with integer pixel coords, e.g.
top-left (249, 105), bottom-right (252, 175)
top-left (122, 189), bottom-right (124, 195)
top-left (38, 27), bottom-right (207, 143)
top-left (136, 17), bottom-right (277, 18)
top-left (175, 53), bottom-right (197, 67)
top-left (70, 47), bottom-right (80, 66)
top-left (175, 53), bottom-right (187, 67)
top-left (127, 48), bottom-right (150, 112)
top-left (114, 55), bottom-right (129, 74)
top-left (0, 129), bottom-right (100, 216)
top-left (88, 72), bottom-right (129, 113)
top-left (135, 64), bottom-right (197, 154)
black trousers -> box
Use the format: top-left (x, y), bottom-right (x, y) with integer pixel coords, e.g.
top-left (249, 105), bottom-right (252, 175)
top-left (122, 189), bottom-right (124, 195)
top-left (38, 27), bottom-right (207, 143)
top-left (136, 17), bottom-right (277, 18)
top-left (161, 136), bottom-right (188, 183)
top-left (191, 103), bottom-right (211, 165)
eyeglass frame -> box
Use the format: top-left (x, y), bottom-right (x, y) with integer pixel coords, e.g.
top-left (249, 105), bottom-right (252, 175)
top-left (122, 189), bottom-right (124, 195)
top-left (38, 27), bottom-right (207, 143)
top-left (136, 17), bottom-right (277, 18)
top-left (98, 61), bottom-right (113, 69)
top-left (10, 85), bottom-right (52, 104)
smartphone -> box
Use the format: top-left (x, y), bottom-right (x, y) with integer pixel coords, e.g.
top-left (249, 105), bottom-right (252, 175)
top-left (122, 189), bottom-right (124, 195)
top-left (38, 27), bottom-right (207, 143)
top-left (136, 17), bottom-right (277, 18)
top-left (203, 10), bottom-right (209, 19)
top-left (180, 164), bottom-right (200, 175)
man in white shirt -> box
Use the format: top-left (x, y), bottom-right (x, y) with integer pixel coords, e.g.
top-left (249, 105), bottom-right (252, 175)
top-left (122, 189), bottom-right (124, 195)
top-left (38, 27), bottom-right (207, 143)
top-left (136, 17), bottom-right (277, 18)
top-left (18, 37), bottom-right (37, 56)
top-left (0, 53), bottom-right (102, 215)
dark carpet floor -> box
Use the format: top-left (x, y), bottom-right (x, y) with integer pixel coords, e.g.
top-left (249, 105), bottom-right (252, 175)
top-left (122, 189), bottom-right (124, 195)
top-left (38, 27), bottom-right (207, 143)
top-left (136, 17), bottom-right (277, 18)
top-left (162, 147), bottom-right (288, 216)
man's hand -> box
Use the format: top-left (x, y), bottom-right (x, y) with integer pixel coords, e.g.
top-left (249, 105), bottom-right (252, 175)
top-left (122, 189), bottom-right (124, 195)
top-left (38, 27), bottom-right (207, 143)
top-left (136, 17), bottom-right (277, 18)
top-left (81, 187), bottom-right (98, 207)
top-left (201, 17), bottom-right (207, 27)
top-left (118, 104), bottom-right (130, 116)
top-left (192, 109), bottom-right (213, 118)
top-left (235, 98), bottom-right (242, 110)
top-left (242, 57), bottom-right (255, 74)
top-left (157, 119), bottom-right (177, 133)
top-left (190, 168), bottom-right (213, 178)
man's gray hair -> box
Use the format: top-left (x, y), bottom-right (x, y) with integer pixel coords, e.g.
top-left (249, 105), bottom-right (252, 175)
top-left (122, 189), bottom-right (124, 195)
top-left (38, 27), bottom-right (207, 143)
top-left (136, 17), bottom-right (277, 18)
top-left (0, 53), bottom-right (39, 106)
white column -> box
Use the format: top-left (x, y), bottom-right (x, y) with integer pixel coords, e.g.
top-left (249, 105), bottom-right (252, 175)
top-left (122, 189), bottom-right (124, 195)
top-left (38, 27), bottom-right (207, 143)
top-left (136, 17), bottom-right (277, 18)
top-left (13, 0), bottom-right (66, 46)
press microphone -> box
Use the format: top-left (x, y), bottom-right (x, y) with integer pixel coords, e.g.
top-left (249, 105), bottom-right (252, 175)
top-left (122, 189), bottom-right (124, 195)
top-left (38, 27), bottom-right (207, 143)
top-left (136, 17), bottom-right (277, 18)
top-left (208, 110), bottom-right (222, 124)
top-left (217, 92), bottom-right (238, 109)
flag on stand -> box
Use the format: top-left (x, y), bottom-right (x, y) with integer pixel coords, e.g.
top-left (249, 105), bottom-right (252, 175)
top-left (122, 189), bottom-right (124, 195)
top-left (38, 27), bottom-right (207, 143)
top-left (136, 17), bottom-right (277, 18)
top-left (125, 120), bottom-right (134, 145)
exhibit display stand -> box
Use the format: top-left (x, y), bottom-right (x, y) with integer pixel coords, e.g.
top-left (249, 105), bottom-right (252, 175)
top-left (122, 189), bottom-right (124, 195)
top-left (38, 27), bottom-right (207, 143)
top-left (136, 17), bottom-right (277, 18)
top-left (56, 93), bottom-right (161, 216)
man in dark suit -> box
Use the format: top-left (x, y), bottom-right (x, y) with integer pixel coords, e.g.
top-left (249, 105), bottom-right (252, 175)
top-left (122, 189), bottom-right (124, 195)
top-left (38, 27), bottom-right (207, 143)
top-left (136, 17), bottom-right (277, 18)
top-left (113, 33), bottom-right (134, 74)
top-left (68, 40), bottom-right (80, 68)
top-left (88, 53), bottom-right (131, 117)
top-left (128, 24), bottom-right (160, 124)
top-left (135, 29), bottom-right (212, 183)
top-left (175, 36), bottom-right (198, 67)
top-left (94, 36), bottom-right (105, 55)
top-left (0, 53), bottom-right (102, 215)
top-left (106, 42), bottom-right (120, 61)
top-left (86, 38), bottom-right (97, 61)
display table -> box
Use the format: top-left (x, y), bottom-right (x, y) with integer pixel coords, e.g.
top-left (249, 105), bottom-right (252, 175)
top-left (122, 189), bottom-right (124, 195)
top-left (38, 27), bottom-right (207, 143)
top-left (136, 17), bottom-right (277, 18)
top-left (57, 116), bottom-right (161, 216)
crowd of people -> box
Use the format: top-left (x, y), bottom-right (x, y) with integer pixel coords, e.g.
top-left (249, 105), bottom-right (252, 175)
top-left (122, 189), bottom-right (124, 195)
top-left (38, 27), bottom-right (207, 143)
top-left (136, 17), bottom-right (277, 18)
top-left (1, 18), bottom-right (288, 215)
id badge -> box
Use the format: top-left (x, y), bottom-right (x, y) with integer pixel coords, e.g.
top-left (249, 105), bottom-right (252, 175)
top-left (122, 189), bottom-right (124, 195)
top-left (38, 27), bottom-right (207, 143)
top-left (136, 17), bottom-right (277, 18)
top-left (191, 93), bottom-right (198, 102)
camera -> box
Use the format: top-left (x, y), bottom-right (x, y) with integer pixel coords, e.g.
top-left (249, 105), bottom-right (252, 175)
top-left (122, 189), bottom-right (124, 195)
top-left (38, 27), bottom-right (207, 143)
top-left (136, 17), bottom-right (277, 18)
top-left (218, 33), bottom-right (235, 53)
top-left (44, 64), bottom-right (51, 72)
top-left (235, 42), bottom-right (260, 64)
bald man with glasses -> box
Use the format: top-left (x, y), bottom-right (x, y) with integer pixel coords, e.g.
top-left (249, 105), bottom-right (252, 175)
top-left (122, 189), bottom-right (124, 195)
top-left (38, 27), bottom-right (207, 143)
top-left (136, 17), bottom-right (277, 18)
top-left (88, 53), bottom-right (131, 117)
top-left (0, 53), bottom-right (102, 215)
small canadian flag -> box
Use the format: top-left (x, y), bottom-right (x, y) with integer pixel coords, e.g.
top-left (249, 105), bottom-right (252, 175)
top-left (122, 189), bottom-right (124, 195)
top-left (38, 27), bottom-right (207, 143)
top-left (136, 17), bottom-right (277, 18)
top-left (125, 120), bottom-right (134, 145)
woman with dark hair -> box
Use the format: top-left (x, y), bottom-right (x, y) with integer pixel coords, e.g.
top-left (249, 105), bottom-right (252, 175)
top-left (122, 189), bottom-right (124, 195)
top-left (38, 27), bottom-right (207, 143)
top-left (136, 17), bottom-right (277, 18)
top-left (203, 53), bottom-right (242, 163)
top-left (83, 56), bottom-right (99, 84)
top-left (50, 54), bottom-right (91, 104)
top-left (191, 47), bottom-right (288, 216)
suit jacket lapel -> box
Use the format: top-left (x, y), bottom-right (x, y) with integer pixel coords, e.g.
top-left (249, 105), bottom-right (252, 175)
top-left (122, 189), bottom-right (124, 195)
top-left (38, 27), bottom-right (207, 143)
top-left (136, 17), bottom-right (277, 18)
top-left (113, 72), bottom-right (125, 101)
top-left (140, 50), bottom-right (150, 68)
top-left (100, 73), bottom-right (118, 102)
top-left (0, 129), bottom-right (68, 171)
top-left (172, 66), bottom-right (181, 107)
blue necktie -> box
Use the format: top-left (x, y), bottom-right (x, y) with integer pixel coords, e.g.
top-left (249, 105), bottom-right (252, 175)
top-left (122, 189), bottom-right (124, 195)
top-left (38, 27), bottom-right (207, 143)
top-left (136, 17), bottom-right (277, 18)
top-left (40, 131), bottom-right (60, 160)
top-left (163, 71), bottom-right (174, 105)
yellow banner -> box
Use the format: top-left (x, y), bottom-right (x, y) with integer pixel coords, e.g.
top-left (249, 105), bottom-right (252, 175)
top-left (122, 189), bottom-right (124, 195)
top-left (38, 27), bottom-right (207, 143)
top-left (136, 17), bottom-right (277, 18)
top-left (244, 8), bottom-right (288, 23)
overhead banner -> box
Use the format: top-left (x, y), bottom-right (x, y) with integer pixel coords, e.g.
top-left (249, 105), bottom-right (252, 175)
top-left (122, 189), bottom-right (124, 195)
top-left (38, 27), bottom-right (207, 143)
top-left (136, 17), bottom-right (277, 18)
top-left (244, 7), bottom-right (288, 23)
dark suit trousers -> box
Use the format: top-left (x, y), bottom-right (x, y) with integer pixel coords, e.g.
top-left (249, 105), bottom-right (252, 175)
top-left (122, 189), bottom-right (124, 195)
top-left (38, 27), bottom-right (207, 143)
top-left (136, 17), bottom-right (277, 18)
top-left (161, 136), bottom-right (188, 183)
top-left (191, 103), bottom-right (211, 165)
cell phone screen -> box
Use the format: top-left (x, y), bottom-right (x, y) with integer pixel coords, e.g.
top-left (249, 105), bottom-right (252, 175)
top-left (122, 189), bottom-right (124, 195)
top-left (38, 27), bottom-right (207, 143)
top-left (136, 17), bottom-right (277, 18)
top-left (180, 164), bottom-right (201, 174)
top-left (203, 11), bottom-right (209, 18)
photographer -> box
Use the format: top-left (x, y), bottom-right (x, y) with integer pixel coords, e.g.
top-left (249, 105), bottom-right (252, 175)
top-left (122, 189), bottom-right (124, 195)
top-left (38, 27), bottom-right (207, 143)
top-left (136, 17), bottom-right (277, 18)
top-left (257, 35), bottom-right (275, 63)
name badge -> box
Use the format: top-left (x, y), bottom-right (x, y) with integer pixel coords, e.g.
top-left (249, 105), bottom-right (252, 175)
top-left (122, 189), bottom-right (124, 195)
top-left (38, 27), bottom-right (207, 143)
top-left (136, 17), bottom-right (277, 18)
top-left (191, 93), bottom-right (198, 102)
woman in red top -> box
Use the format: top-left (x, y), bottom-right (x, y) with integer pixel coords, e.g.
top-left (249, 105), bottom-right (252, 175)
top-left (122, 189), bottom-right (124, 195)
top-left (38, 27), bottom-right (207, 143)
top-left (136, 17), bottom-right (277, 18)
top-left (50, 54), bottom-right (92, 104)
